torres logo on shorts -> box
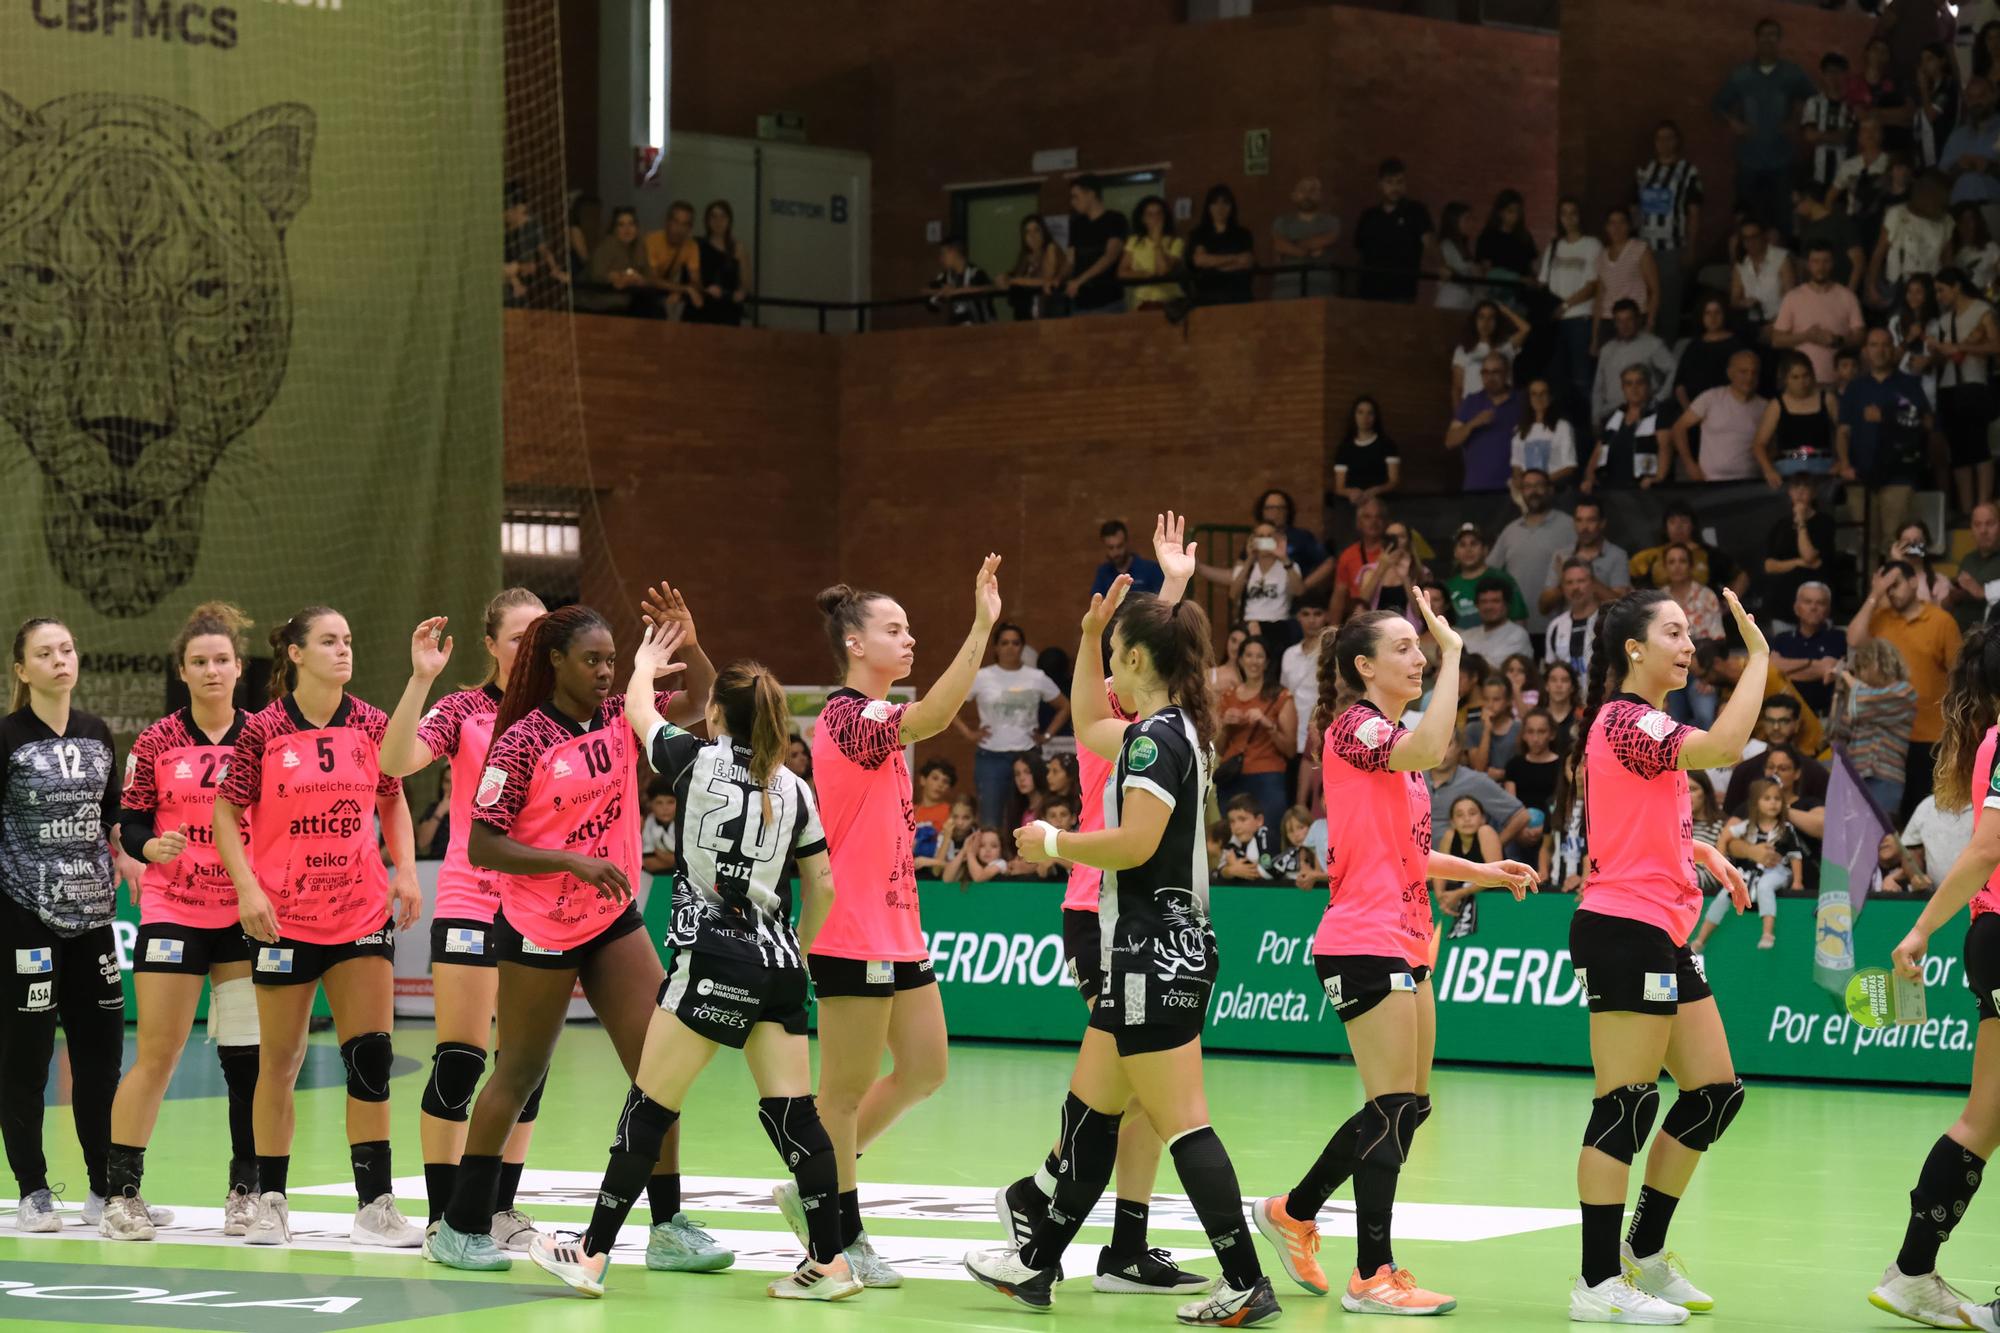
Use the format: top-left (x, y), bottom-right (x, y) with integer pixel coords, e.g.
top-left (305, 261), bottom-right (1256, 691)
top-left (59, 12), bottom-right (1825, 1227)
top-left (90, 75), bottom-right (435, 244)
top-left (444, 928), bottom-right (486, 955)
top-left (689, 1002), bottom-right (750, 1031)
top-left (23, 981), bottom-right (50, 1011)
top-left (1126, 736), bottom-right (1159, 771)
top-left (1635, 710), bottom-right (1677, 743)
top-left (1642, 971), bottom-right (1679, 1003)
top-left (14, 949), bottom-right (52, 975)
top-left (475, 766), bottom-right (508, 808)
top-left (145, 938), bottom-right (186, 965)
top-left (257, 947), bottom-right (295, 973)
top-left (1160, 986), bottom-right (1205, 1011)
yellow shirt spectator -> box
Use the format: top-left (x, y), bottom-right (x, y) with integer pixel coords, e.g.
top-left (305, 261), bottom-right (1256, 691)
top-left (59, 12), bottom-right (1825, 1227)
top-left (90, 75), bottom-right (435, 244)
top-left (1124, 234), bottom-right (1185, 309)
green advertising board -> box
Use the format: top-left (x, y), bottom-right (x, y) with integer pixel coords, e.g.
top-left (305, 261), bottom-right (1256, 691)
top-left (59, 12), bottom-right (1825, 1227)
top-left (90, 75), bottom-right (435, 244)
top-left (914, 882), bottom-right (1976, 1086)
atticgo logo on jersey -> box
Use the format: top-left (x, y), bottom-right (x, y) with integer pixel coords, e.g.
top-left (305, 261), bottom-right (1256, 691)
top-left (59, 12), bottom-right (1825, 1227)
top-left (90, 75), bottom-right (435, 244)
top-left (257, 947), bottom-right (295, 974)
top-left (281, 747), bottom-right (301, 769)
top-left (38, 809), bottom-right (99, 842)
top-left (14, 948), bottom-right (52, 974)
top-left (1642, 972), bottom-right (1679, 1003)
top-left (552, 758), bottom-right (574, 779)
top-left (145, 937), bottom-right (186, 965)
top-left (444, 928), bottom-right (487, 955)
top-left (475, 766), bottom-right (508, 808)
top-left (173, 759), bottom-right (193, 780)
top-left (1389, 971), bottom-right (1417, 992)
top-left (22, 980), bottom-right (51, 1012)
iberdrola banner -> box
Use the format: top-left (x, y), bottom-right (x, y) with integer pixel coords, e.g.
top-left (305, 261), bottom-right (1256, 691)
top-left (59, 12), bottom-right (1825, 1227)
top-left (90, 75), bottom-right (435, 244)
top-left (0, 3), bottom-right (504, 741)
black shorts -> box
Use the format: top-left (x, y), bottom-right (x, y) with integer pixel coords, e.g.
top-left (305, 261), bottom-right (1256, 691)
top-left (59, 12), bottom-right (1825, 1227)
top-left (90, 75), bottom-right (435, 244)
top-left (807, 953), bottom-right (936, 999)
top-left (1568, 909), bottom-right (1711, 1016)
top-left (1088, 971), bottom-right (1213, 1056)
top-left (659, 947), bottom-right (810, 1048)
top-left (431, 916), bottom-right (499, 969)
top-left (494, 903), bottom-right (645, 970)
top-left (1, 898), bottom-right (122, 1017)
top-left (1062, 908), bottom-right (1104, 1003)
top-left (250, 918), bottom-right (395, 987)
top-left (134, 921), bottom-right (252, 975)
top-left (1314, 954), bottom-right (1431, 1024)
top-left (1966, 913), bottom-right (2000, 1022)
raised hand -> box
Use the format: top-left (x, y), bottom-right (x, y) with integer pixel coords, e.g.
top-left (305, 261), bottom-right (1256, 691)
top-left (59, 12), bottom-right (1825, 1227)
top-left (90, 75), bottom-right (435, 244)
top-left (1722, 587), bottom-right (1767, 657)
top-left (410, 616), bottom-right (453, 681)
top-left (1413, 582), bottom-right (1461, 655)
top-left (1084, 574), bottom-right (1133, 638)
top-left (630, 618), bottom-right (689, 683)
top-left (1153, 511), bottom-right (1198, 585)
top-left (640, 581), bottom-right (699, 649)
top-left (974, 553), bottom-right (1003, 630)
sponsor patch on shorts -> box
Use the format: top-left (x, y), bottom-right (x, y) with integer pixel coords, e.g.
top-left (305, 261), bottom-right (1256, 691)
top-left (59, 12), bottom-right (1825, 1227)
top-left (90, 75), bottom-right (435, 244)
top-left (14, 948), bottom-right (52, 975)
top-left (257, 947), bottom-right (295, 974)
top-left (1642, 971), bottom-right (1679, 1003)
top-left (1123, 972), bottom-right (1146, 1025)
top-left (518, 938), bottom-right (565, 957)
top-left (145, 938), bottom-right (186, 965)
top-left (1689, 953), bottom-right (1707, 982)
top-left (1322, 974), bottom-right (1347, 1008)
top-left (23, 980), bottom-right (51, 1011)
top-left (864, 961), bottom-right (893, 986)
top-left (1389, 971), bottom-right (1417, 992)
top-left (444, 928), bottom-right (486, 956)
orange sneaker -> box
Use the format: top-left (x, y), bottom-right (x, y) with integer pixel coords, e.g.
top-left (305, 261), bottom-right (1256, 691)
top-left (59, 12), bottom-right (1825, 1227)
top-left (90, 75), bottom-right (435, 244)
top-left (1251, 1195), bottom-right (1328, 1295)
top-left (1342, 1264), bottom-right (1456, 1316)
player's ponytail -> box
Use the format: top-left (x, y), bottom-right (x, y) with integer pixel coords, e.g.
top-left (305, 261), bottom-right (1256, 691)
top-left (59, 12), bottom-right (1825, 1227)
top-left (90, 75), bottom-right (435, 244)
top-left (715, 660), bottom-right (790, 824)
top-left (1112, 593), bottom-right (1217, 752)
top-left (10, 618), bottom-right (68, 713)
top-left (1313, 610), bottom-right (1399, 751)
top-left (174, 601), bottom-right (253, 667)
top-left (268, 606), bottom-right (339, 702)
top-left (475, 587), bottom-right (547, 688)
top-left (1576, 589), bottom-right (1672, 756)
top-left (492, 604), bottom-right (610, 739)
top-left (1935, 624), bottom-right (2000, 810)
top-left (817, 584), bottom-right (891, 681)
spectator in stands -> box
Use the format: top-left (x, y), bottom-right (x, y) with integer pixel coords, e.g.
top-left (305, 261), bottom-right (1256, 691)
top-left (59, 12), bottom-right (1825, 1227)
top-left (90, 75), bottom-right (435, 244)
top-left (1001, 213), bottom-right (1066, 320)
top-left (1545, 559), bottom-right (1604, 678)
top-left (1918, 38), bottom-right (1962, 169)
top-left (503, 182), bottom-right (568, 307)
top-left (1670, 347), bottom-right (1770, 483)
top-left (688, 199), bottom-right (750, 326)
top-left (1448, 354), bottom-right (1525, 492)
top-left (1755, 352), bottom-right (1843, 483)
top-left (640, 778), bottom-right (676, 883)
top-left (1064, 175), bottom-right (1129, 316)
top-left (1675, 296), bottom-right (1752, 426)
top-left (1974, 17), bottom-right (2000, 83)
top-left (567, 193), bottom-right (604, 279)
top-left (1215, 639), bottom-right (1295, 830)
top-left (1729, 217), bottom-right (1796, 352)
top-left (1542, 660), bottom-right (1583, 752)
top-left (785, 734), bottom-right (814, 789)
top-left (1772, 581), bottom-right (1847, 718)
top-left (1511, 382), bottom-right (1580, 491)
top-left (1217, 795), bottom-right (1277, 883)
top-left (1763, 473), bottom-right (1838, 614)
top-left (1463, 577), bottom-right (1535, 664)
top-left (954, 623), bottom-right (1069, 828)
top-left (1435, 201), bottom-right (1485, 311)
top-left (1830, 639), bottom-right (1921, 813)
top-left (585, 206), bottom-right (665, 317)
top-left (1211, 626), bottom-right (1248, 696)
top-left (1428, 731), bottom-right (1531, 849)
top-left (1724, 696), bottom-right (1832, 813)
top-left (1271, 175), bottom-right (1340, 300)
top-left (947, 827), bottom-right (1012, 884)
top-left (1539, 497), bottom-right (1632, 618)
top-left (1901, 788), bottom-right (1975, 892)
top-left (1953, 202), bottom-right (2000, 290)
top-left (1090, 518), bottom-right (1165, 597)
top-left (1492, 467), bottom-right (1574, 634)
top-left (1714, 16), bottom-right (1818, 229)
top-left (1354, 519), bottom-right (1428, 620)
top-left (1451, 300), bottom-right (1532, 405)
top-left (1254, 489), bottom-right (1335, 597)
top-left (1793, 177), bottom-right (1869, 291)
top-left (1477, 188), bottom-right (1539, 298)
top-left (918, 796), bottom-right (973, 881)
top-left (1586, 364), bottom-right (1669, 491)
top-left (1354, 157), bottom-right (1434, 303)
top-left (1118, 194), bottom-right (1184, 312)
top-left (1280, 596), bottom-right (1327, 772)
top-left (1928, 265), bottom-right (2000, 512)
top-left (1445, 522), bottom-right (1526, 625)
top-left (1631, 499), bottom-right (1748, 594)
top-left (924, 236), bottom-right (999, 326)
top-left (1499, 653), bottom-right (1539, 712)
top-left (1804, 53), bottom-right (1859, 189)
top-left (1229, 523), bottom-right (1305, 652)
top-left (1466, 676), bottom-right (1521, 780)
top-left (1504, 710), bottom-right (1564, 868)
top-left (1949, 502), bottom-right (2000, 628)
top-left (1847, 558), bottom-right (1965, 818)
top-left (1869, 170), bottom-right (1956, 311)
top-left (1943, 76), bottom-right (2000, 234)
top-left (1332, 496), bottom-right (1388, 622)
top-left (1888, 520), bottom-right (1954, 604)
top-left (1841, 325), bottom-right (1935, 546)
top-left (1853, 34), bottom-right (1918, 156)
top-left (1590, 299), bottom-right (1678, 422)
top-left (911, 758), bottom-right (958, 870)
top-left (1831, 116), bottom-right (1896, 243)
top-left (1331, 396), bottom-right (1401, 504)
top-left (1592, 206), bottom-right (1659, 347)
top-left (1002, 755), bottom-right (1051, 832)
top-left (1664, 544), bottom-right (1727, 643)
top-left (1774, 241), bottom-right (1867, 389)
top-left (1043, 753), bottom-right (1080, 810)
top-left (1635, 119), bottom-right (1704, 339)
top-left (1542, 197), bottom-right (1605, 414)
top-left (1187, 184), bottom-right (1255, 306)
top-left (646, 200), bottom-right (705, 318)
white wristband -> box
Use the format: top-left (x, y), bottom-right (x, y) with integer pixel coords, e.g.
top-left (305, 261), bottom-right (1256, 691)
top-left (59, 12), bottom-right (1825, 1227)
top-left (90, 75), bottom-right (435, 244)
top-left (1036, 820), bottom-right (1060, 859)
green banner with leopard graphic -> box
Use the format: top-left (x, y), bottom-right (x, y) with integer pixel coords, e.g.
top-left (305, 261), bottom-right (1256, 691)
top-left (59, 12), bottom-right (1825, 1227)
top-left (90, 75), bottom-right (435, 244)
top-left (0, 4), bottom-right (503, 741)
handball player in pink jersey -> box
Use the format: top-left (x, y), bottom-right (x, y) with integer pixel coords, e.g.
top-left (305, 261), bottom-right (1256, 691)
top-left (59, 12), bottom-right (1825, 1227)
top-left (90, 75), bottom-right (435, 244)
top-left (428, 588), bottom-right (730, 1275)
top-left (377, 588), bottom-right (549, 1251)
top-left (996, 513), bottom-right (1212, 1294)
top-left (1255, 598), bottom-right (1534, 1317)
top-left (793, 554), bottom-right (1001, 1286)
top-left (214, 606), bottom-right (426, 1249)
top-left (101, 603), bottom-right (261, 1240)
top-left (1874, 628), bottom-right (2000, 1330)
top-left (1563, 587), bottom-right (1766, 1325)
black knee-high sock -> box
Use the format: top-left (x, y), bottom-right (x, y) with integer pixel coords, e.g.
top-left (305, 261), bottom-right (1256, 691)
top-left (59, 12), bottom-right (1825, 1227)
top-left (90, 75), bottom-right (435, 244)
top-left (106, 1142), bottom-right (145, 1197)
top-left (1898, 1134), bottom-right (1987, 1275)
top-left (1287, 1108), bottom-right (1367, 1221)
top-left (1020, 1092), bottom-right (1121, 1271)
top-left (424, 1163), bottom-right (457, 1225)
top-left (584, 1089), bottom-right (679, 1256)
top-left (497, 1161), bottom-right (526, 1212)
top-left (445, 1156), bottom-right (501, 1234)
top-left (1352, 1157), bottom-right (1399, 1275)
top-left (351, 1140), bottom-right (392, 1205)
top-left (790, 1150), bottom-right (842, 1264)
top-left (1170, 1127), bottom-right (1263, 1291)
top-left (258, 1154), bottom-right (290, 1198)
top-left (647, 1173), bottom-right (681, 1225)
top-left (1626, 1184), bottom-right (1679, 1259)
top-left (218, 1044), bottom-right (259, 1168)
top-left (1580, 1202), bottom-right (1624, 1285)
top-left (1111, 1199), bottom-right (1150, 1255)
top-left (839, 1189), bottom-right (862, 1248)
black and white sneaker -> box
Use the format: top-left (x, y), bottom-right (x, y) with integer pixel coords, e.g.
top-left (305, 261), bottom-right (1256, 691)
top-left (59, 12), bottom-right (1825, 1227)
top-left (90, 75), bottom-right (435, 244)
top-left (1095, 1246), bottom-right (1214, 1294)
top-left (1177, 1275), bottom-right (1282, 1327)
top-left (965, 1246), bottom-right (1059, 1312)
top-left (995, 1177), bottom-right (1047, 1250)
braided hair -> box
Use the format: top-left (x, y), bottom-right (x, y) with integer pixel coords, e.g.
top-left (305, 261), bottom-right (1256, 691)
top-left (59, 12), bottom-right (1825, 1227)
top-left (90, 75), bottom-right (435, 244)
top-left (1577, 589), bottom-right (1676, 751)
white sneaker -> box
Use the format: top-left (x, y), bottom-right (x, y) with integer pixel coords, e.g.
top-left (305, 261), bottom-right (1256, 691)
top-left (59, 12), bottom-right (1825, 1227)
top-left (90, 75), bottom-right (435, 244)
top-left (83, 1190), bottom-right (174, 1226)
top-left (768, 1254), bottom-right (865, 1301)
top-left (14, 1188), bottom-right (61, 1233)
top-left (772, 1181), bottom-right (810, 1247)
top-left (1621, 1243), bottom-right (1713, 1311)
top-left (1965, 1296), bottom-right (2000, 1333)
top-left (530, 1232), bottom-right (609, 1297)
top-left (1870, 1263), bottom-right (1975, 1328)
top-left (490, 1207), bottom-right (539, 1252)
top-left (222, 1186), bottom-right (259, 1237)
top-left (844, 1233), bottom-right (904, 1288)
top-left (244, 1192), bottom-right (290, 1245)
top-left (1570, 1273), bottom-right (1690, 1324)
top-left (98, 1192), bottom-right (157, 1241)
top-left (352, 1193), bottom-right (422, 1248)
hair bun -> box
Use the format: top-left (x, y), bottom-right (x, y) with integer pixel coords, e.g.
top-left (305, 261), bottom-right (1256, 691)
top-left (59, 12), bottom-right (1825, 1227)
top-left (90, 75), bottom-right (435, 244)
top-left (816, 585), bottom-right (857, 617)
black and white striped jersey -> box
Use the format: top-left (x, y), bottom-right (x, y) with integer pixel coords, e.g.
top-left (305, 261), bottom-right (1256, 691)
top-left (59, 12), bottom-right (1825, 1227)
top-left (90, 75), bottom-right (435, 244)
top-left (1633, 158), bottom-right (1702, 253)
top-left (1099, 706), bottom-right (1217, 990)
top-left (647, 721), bottom-right (825, 969)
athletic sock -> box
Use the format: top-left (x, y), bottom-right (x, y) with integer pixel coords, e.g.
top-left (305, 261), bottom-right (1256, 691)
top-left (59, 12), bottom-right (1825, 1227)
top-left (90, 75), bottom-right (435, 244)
top-left (791, 1147), bottom-right (842, 1264)
top-left (1626, 1184), bottom-right (1679, 1260)
top-left (1169, 1127), bottom-right (1263, 1291)
top-left (424, 1163), bottom-right (457, 1225)
top-left (351, 1140), bottom-right (392, 1205)
top-left (1352, 1158), bottom-right (1398, 1275)
top-left (106, 1142), bottom-right (145, 1197)
top-left (1580, 1202), bottom-right (1624, 1286)
top-left (838, 1189), bottom-right (862, 1248)
top-left (228, 1156), bottom-right (259, 1194)
top-left (1111, 1198), bottom-right (1149, 1255)
top-left (583, 1092), bottom-right (678, 1256)
top-left (1287, 1108), bottom-right (1366, 1221)
top-left (445, 1155), bottom-right (502, 1234)
top-left (1898, 1134), bottom-right (1987, 1275)
top-left (218, 1045), bottom-right (259, 1165)
top-left (496, 1160), bottom-right (525, 1213)
top-left (1035, 1149), bottom-right (1060, 1197)
top-left (647, 1173), bottom-right (681, 1225)
top-left (584, 1154), bottom-right (653, 1257)
top-left (258, 1154), bottom-right (290, 1199)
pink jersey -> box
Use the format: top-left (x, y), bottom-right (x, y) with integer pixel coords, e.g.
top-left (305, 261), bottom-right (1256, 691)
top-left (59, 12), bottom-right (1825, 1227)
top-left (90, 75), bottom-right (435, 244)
top-left (1579, 695), bottom-right (1699, 944)
top-left (1065, 678), bottom-right (1137, 911)
top-left (1967, 728), bottom-right (2000, 920)
top-left (219, 695), bottom-right (400, 946)
top-left (808, 688), bottom-right (926, 962)
top-left (1314, 702), bottom-right (1434, 966)
top-left (416, 685), bottom-right (504, 921)
top-left (124, 708), bottom-right (251, 928)
top-left (472, 692), bottom-right (670, 952)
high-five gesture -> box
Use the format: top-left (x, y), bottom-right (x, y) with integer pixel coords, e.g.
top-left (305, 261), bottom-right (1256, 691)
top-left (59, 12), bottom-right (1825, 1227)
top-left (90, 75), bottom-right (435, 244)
top-left (1722, 587), bottom-right (1767, 657)
top-left (640, 581), bottom-right (700, 649)
top-left (409, 616), bottom-right (453, 682)
top-left (1084, 573), bottom-right (1133, 639)
top-left (1154, 511), bottom-right (1198, 591)
top-left (630, 618), bottom-right (689, 685)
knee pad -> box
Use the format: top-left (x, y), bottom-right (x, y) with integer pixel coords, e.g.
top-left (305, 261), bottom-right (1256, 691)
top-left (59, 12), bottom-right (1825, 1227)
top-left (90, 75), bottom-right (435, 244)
top-left (516, 1062), bottom-right (548, 1124)
top-left (1054, 1091), bottom-right (1122, 1193)
top-left (1399, 1094), bottom-right (1433, 1159)
top-left (339, 1031), bottom-right (395, 1104)
top-left (611, 1085), bottom-right (680, 1159)
top-left (759, 1095), bottom-right (834, 1169)
top-left (205, 977), bottom-right (259, 1047)
top-left (1659, 1079), bottom-right (1745, 1152)
top-left (1583, 1082), bottom-right (1660, 1164)
top-left (1357, 1092), bottom-right (1423, 1168)
top-left (420, 1042), bottom-right (487, 1122)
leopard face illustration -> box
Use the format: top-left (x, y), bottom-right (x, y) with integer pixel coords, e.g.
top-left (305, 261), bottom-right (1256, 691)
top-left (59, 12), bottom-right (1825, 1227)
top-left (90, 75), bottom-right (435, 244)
top-left (0, 92), bottom-right (314, 616)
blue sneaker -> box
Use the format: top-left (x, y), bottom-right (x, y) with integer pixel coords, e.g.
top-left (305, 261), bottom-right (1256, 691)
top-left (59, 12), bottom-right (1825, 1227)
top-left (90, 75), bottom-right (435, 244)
top-left (646, 1213), bottom-right (734, 1272)
top-left (429, 1218), bottom-right (513, 1271)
